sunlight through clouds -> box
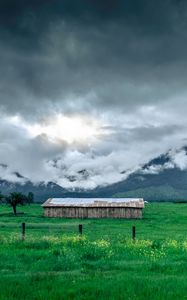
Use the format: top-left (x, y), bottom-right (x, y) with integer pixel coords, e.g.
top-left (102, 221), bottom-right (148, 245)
top-left (8, 114), bottom-right (110, 145)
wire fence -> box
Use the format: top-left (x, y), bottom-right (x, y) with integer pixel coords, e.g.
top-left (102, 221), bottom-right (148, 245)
top-left (0, 221), bottom-right (186, 241)
top-left (0, 221), bottom-right (140, 241)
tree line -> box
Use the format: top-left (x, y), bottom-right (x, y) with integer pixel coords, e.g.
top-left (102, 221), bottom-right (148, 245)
top-left (0, 192), bottom-right (34, 215)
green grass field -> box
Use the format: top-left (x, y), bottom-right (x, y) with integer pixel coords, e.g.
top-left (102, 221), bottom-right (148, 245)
top-left (1, 203), bottom-right (187, 299)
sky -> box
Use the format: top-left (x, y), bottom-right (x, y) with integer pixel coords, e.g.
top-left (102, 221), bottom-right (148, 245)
top-left (0, 0), bottom-right (187, 189)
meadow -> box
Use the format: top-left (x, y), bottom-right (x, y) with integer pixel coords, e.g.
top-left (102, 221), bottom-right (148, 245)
top-left (1, 203), bottom-right (187, 299)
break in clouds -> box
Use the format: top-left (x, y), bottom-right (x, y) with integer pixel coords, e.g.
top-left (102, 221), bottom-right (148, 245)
top-left (1, 0), bottom-right (187, 189)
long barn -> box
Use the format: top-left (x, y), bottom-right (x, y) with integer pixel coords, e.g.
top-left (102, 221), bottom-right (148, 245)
top-left (42, 198), bottom-right (144, 219)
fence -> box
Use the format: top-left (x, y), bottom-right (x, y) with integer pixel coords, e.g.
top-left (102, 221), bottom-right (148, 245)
top-left (0, 220), bottom-right (185, 241)
top-left (20, 223), bottom-right (136, 240)
top-left (0, 221), bottom-right (138, 241)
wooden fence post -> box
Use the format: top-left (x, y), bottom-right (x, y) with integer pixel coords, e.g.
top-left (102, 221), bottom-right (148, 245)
top-left (132, 226), bottom-right (136, 241)
top-left (21, 222), bottom-right (26, 240)
top-left (79, 224), bottom-right (83, 235)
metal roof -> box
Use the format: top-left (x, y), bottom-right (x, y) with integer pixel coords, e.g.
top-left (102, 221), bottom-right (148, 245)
top-left (42, 198), bottom-right (144, 208)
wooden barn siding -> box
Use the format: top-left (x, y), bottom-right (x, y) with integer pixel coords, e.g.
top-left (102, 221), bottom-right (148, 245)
top-left (44, 207), bottom-right (142, 219)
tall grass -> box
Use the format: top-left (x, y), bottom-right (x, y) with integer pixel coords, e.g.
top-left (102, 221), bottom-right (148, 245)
top-left (1, 233), bottom-right (187, 299)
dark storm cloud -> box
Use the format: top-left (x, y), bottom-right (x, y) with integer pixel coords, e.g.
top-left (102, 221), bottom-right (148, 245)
top-left (0, 0), bottom-right (185, 32)
top-left (106, 124), bottom-right (184, 144)
top-left (0, 0), bottom-right (187, 117)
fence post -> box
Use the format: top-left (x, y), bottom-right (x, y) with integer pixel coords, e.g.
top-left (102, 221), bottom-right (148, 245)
top-left (79, 224), bottom-right (83, 235)
top-left (132, 226), bottom-right (136, 241)
top-left (21, 222), bottom-right (26, 241)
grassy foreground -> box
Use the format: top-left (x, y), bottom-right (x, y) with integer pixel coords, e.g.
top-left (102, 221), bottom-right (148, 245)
top-left (1, 203), bottom-right (187, 299)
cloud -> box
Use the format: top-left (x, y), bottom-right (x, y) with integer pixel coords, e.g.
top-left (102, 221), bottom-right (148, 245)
top-left (0, 1), bottom-right (187, 188)
top-left (0, 109), bottom-right (186, 189)
top-left (170, 149), bottom-right (187, 170)
top-left (0, 0), bottom-right (187, 118)
top-left (140, 148), bottom-right (187, 176)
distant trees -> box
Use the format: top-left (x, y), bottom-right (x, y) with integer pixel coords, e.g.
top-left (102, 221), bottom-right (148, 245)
top-left (0, 191), bottom-right (35, 215)
top-left (27, 192), bottom-right (34, 204)
top-left (0, 192), bottom-right (4, 202)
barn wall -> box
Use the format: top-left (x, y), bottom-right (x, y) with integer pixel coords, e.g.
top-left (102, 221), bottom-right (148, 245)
top-left (44, 207), bottom-right (143, 219)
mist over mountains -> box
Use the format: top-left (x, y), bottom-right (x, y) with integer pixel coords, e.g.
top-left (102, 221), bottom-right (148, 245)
top-left (1, 146), bottom-right (187, 202)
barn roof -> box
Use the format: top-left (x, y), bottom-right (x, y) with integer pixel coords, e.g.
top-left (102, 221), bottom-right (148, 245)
top-left (42, 198), bottom-right (144, 208)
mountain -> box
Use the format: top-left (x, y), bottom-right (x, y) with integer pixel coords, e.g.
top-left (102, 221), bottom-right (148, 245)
top-left (93, 168), bottom-right (187, 201)
top-left (92, 148), bottom-right (187, 201)
top-left (0, 180), bottom-right (65, 200)
top-left (1, 147), bottom-right (187, 202)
